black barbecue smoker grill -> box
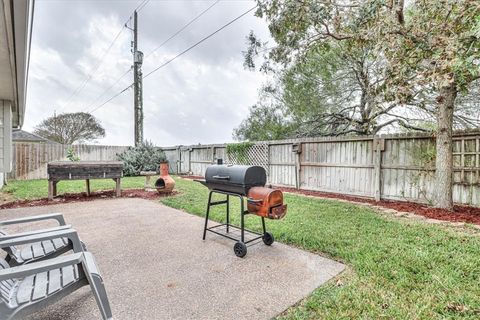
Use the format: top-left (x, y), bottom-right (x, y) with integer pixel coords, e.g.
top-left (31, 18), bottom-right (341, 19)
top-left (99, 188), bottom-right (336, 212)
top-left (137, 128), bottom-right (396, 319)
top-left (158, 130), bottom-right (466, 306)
top-left (196, 164), bottom-right (287, 257)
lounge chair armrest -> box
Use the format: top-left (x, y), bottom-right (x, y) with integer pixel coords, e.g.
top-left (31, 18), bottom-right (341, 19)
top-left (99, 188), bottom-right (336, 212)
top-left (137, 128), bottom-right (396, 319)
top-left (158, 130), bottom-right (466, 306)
top-left (0, 253), bottom-right (84, 281)
top-left (80, 252), bottom-right (113, 319)
top-left (0, 213), bottom-right (66, 226)
top-left (0, 229), bottom-right (84, 252)
top-left (0, 224), bottom-right (72, 240)
top-left (81, 252), bottom-right (101, 277)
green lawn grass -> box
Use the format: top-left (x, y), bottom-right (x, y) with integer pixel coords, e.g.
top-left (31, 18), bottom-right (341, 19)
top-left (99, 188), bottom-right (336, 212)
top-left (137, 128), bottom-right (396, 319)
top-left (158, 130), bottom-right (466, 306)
top-left (161, 178), bottom-right (480, 319)
top-left (2, 176), bottom-right (145, 200)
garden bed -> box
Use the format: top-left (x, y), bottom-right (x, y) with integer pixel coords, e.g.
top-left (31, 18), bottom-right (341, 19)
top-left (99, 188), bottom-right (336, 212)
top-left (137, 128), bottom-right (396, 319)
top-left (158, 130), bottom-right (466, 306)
top-left (274, 186), bottom-right (480, 225)
top-left (0, 189), bottom-right (177, 209)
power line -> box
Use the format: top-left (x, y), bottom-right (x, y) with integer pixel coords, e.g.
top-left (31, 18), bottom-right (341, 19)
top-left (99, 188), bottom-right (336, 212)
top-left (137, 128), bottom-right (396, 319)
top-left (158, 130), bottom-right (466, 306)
top-left (135, 0), bottom-right (151, 13)
top-left (56, 0), bottom-right (150, 115)
top-left (58, 25), bottom-right (127, 113)
top-left (90, 84), bottom-right (133, 114)
top-left (144, 0), bottom-right (220, 59)
top-left (85, 67), bottom-right (133, 113)
top-left (89, 5), bottom-right (257, 113)
top-left (143, 5), bottom-right (257, 79)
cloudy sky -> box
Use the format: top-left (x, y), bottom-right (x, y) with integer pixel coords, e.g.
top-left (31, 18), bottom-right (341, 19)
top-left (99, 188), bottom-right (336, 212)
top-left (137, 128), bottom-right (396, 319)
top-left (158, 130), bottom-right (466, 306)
top-left (25, 0), bottom-right (272, 146)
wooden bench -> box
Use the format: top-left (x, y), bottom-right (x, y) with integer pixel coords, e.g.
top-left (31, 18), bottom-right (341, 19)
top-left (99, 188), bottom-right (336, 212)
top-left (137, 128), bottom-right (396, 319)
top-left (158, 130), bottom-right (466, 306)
top-left (47, 161), bottom-right (123, 200)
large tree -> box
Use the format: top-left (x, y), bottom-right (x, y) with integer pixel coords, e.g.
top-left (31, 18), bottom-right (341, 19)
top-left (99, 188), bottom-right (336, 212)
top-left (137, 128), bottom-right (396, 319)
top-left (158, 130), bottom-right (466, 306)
top-left (371, 0), bottom-right (480, 209)
top-left (34, 112), bottom-right (105, 144)
top-left (233, 102), bottom-right (295, 141)
top-left (250, 0), bottom-right (480, 209)
top-left (240, 39), bottom-right (435, 139)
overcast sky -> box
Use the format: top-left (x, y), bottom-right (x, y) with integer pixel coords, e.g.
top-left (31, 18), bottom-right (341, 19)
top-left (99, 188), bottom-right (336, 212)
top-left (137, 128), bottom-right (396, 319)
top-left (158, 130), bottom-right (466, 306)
top-left (24, 0), bottom-right (272, 146)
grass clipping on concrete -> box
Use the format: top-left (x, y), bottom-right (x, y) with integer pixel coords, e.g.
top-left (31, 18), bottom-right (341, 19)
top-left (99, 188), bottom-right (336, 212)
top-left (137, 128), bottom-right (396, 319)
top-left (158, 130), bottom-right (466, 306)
top-left (161, 178), bottom-right (480, 319)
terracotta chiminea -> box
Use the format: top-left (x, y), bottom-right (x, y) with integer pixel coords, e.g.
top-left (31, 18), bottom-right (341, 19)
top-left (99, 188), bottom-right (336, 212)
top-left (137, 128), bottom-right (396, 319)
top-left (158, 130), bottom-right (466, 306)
top-left (154, 162), bottom-right (175, 194)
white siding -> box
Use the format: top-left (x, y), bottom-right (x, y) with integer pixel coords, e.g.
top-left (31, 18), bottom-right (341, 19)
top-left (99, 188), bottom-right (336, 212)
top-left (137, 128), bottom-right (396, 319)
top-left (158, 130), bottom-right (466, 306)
top-left (0, 100), bottom-right (12, 174)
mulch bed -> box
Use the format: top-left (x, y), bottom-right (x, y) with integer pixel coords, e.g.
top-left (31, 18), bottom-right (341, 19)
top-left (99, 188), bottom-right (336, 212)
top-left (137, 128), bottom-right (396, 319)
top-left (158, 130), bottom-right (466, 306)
top-left (0, 189), bottom-right (178, 210)
top-left (178, 175), bottom-right (480, 225)
top-left (274, 186), bottom-right (480, 226)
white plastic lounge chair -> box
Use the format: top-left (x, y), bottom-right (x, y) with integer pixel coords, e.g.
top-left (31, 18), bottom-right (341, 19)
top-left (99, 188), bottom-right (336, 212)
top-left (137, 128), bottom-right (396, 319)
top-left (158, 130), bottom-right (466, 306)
top-left (0, 251), bottom-right (113, 320)
top-left (0, 213), bottom-right (81, 266)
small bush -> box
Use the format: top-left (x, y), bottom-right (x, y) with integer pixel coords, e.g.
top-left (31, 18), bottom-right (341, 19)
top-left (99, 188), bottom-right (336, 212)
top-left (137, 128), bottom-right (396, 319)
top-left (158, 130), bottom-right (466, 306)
top-left (66, 146), bottom-right (80, 161)
top-left (116, 141), bottom-right (167, 176)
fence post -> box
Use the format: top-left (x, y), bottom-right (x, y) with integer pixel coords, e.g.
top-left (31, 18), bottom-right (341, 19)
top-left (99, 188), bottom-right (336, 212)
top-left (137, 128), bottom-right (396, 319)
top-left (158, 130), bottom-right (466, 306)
top-left (373, 138), bottom-right (385, 201)
top-left (188, 148), bottom-right (192, 174)
top-left (176, 146), bottom-right (181, 174)
top-left (292, 142), bottom-right (302, 189)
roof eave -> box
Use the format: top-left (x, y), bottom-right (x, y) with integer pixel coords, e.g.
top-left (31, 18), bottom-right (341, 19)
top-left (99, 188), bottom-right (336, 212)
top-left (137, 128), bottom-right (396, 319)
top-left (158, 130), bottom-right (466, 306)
top-left (8, 0), bottom-right (34, 128)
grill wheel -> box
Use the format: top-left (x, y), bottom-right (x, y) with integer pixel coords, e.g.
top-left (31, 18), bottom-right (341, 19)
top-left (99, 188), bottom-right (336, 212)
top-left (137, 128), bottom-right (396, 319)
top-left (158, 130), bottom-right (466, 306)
top-left (233, 242), bottom-right (247, 258)
top-left (262, 232), bottom-right (274, 246)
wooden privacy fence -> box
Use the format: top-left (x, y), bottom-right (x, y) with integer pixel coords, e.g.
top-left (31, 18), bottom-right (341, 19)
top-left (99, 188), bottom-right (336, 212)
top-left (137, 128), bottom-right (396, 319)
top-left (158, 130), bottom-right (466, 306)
top-left (162, 130), bottom-right (480, 207)
top-left (8, 143), bottom-right (129, 180)
top-left (8, 131), bottom-right (480, 207)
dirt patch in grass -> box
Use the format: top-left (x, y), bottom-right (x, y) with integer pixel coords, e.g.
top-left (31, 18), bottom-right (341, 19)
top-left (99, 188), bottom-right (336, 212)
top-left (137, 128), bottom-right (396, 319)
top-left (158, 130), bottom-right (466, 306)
top-left (0, 189), bottom-right (178, 209)
top-left (274, 186), bottom-right (480, 225)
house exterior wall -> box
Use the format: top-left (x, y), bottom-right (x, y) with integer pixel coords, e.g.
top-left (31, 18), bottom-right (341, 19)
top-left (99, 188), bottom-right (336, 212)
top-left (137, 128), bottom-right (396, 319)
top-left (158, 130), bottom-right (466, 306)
top-left (0, 0), bottom-right (34, 187)
top-left (0, 100), bottom-right (12, 175)
top-left (0, 0), bottom-right (34, 128)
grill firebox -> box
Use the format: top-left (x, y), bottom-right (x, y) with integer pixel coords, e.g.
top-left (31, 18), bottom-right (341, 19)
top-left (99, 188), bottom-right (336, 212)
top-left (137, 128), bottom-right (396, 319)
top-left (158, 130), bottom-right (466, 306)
top-left (247, 187), bottom-right (287, 220)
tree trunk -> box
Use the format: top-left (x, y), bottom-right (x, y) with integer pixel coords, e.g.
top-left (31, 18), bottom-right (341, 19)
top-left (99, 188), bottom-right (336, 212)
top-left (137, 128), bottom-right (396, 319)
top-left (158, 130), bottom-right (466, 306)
top-left (434, 83), bottom-right (457, 210)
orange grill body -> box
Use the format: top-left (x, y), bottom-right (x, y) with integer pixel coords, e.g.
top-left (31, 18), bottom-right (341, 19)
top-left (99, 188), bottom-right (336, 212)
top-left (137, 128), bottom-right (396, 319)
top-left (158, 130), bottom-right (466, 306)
top-left (247, 187), bottom-right (287, 219)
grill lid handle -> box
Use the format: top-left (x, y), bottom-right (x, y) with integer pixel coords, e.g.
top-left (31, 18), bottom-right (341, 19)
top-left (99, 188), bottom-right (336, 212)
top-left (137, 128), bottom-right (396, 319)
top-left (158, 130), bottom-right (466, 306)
top-left (212, 175), bottom-right (230, 180)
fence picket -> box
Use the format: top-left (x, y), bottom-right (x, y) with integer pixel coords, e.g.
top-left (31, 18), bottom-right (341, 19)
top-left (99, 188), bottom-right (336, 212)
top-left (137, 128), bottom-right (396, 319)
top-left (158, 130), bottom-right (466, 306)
top-left (7, 143), bottom-right (128, 181)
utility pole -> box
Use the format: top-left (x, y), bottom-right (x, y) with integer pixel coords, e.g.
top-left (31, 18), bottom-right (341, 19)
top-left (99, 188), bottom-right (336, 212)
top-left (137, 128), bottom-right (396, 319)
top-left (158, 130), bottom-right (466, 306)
top-left (132, 10), bottom-right (144, 146)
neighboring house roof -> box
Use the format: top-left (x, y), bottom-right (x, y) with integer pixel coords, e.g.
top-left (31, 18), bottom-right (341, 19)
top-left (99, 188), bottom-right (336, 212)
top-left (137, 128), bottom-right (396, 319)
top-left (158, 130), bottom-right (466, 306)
top-left (12, 129), bottom-right (57, 143)
top-left (0, 0), bottom-right (34, 128)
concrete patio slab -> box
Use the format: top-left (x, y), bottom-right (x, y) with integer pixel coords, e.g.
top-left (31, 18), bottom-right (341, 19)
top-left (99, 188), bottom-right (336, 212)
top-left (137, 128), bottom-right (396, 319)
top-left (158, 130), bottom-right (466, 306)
top-left (1, 198), bottom-right (345, 320)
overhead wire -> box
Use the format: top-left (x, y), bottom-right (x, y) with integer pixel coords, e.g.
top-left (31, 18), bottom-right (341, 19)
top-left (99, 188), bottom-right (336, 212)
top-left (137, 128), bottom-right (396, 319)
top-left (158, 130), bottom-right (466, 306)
top-left (84, 67), bottom-right (133, 113)
top-left (54, 0), bottom-right (150, 115)
top-left (144, 0), bottom-right (220, 59)
top-left (135, 0), bottom-right (151, 13)
top-left (143, 5), bottom-right (257, 79)
top-left (90, 84), bottom-right (133, 114)
top-left (89, 4), bottom-right (257, 113)
top-left (57, 25), bottom-right (127, 113)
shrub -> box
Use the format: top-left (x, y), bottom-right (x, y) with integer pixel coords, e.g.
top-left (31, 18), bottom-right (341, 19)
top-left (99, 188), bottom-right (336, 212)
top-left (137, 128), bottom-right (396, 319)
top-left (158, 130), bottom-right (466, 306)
top-left (116, 141), bottom-right (167, 176)
top-left (66, 146), bottom-right (80, 161)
